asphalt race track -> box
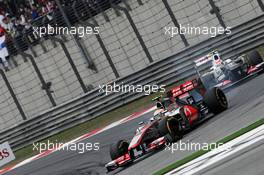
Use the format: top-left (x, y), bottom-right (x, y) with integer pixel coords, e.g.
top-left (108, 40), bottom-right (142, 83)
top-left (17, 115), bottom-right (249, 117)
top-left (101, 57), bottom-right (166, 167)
top-left (201, 142), bottom-right (264, 175)
top-left (5, 74), bottom-right (264, 175)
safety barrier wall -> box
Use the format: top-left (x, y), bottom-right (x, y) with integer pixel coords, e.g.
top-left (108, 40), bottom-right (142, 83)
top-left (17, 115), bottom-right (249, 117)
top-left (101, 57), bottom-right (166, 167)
top-left (0, 0), bottom-right (263, 149)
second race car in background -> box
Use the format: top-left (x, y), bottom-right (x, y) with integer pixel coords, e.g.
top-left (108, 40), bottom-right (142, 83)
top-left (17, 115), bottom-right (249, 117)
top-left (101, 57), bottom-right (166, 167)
top-left (194, 50), bottom-right (264, 90)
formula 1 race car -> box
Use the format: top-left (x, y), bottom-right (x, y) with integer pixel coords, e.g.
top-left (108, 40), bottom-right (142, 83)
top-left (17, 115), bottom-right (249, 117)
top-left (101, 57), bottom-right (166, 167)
top-left (105, 80), bottom-right (228, 172)
top-left (195, 50), bottom-right (264, 90)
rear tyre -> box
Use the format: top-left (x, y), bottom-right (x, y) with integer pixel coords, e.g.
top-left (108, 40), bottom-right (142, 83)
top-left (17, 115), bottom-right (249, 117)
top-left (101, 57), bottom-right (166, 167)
top-left (158, 117), bottom-right (182, 143)
top-left (164, 134), bottom-right (174, 143)
top-left (204, 87), bottom-right (228, 114)
top-left (247, 50), bottom-right (263, 66)
top-left (110, 140), bottom-right (129, 160)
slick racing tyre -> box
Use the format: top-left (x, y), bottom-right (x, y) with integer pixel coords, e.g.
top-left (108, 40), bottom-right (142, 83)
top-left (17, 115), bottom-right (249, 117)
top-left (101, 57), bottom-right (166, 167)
top-left (247, 50), bottom-right (263, 66)
top-left (110, 140), bottom-right (129, 160)
top-left (158, 117), bottom-right (183, 142)
top-left (204, 87), bottom-right (228, 114)
top-left (164, 134), bottom-right (174, 143)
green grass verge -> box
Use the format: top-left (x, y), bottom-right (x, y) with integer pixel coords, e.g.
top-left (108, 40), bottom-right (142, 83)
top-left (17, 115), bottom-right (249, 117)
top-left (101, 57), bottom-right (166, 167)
top-left (153, 118), bottom-right (264, 175)
top-left (4, 46), bottom-right (264, 169)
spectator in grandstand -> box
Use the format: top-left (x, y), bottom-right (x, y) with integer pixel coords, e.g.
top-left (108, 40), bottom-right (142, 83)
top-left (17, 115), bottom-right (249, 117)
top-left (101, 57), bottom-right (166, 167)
top-left (46, 0), bottom-right (56, 12)
top-left (15, 11), bottom-right (31, 33)
top-left (0, 9), bottom-right (6, 26)
top-left (0, 26), bottom-right (9, 71)
top-left (31, 5), bottom-right (40, 20)
top-left (43, 0), bottom-right (56, 20)
top-left (0, 0), bottom-right (14, 16)
top-left (0, 10), bottom-right (15, 35)
top-left (1, 15), bottom-right (16, 36)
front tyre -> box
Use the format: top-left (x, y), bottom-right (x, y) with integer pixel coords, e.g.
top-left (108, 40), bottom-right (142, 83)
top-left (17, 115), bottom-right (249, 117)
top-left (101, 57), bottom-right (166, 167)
top-left (110, 140), bottom-right (129, 160)
top-left (204, 87), bottom-right (228, 114)
top-left (158, 117), bottom-right (183, 142)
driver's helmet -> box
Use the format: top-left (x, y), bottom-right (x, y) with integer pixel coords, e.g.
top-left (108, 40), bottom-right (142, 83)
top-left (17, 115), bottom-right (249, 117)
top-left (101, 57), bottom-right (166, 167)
top-left (156, 101), bottom-right (164, 109)
top-left (211, 51), bottom-right (223, 67)
top-left (152, 95), bottom-right (165, 109)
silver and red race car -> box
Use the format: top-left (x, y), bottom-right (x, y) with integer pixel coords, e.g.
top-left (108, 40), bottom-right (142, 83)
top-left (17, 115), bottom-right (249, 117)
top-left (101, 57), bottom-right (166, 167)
top-left (195, 50), bottom-right (264, 90)
top-left (105, 80), bottom-right (228, 172)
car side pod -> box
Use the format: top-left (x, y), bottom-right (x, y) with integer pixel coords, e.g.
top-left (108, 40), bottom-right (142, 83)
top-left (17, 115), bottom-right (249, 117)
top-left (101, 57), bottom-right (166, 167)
top-left (148, 136), bottom-right (166, 150)
top-left (115, 153), bottom-right (132, 166)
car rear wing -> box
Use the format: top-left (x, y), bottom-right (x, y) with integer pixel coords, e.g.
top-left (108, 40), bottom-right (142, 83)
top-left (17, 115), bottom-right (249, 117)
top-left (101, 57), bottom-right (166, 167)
top-left (170, 79), bottom-right (198, 98)
top-left (194, 56), bottom-right (212, 67)
top-left (194, 51), bottom-right (221, 67)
